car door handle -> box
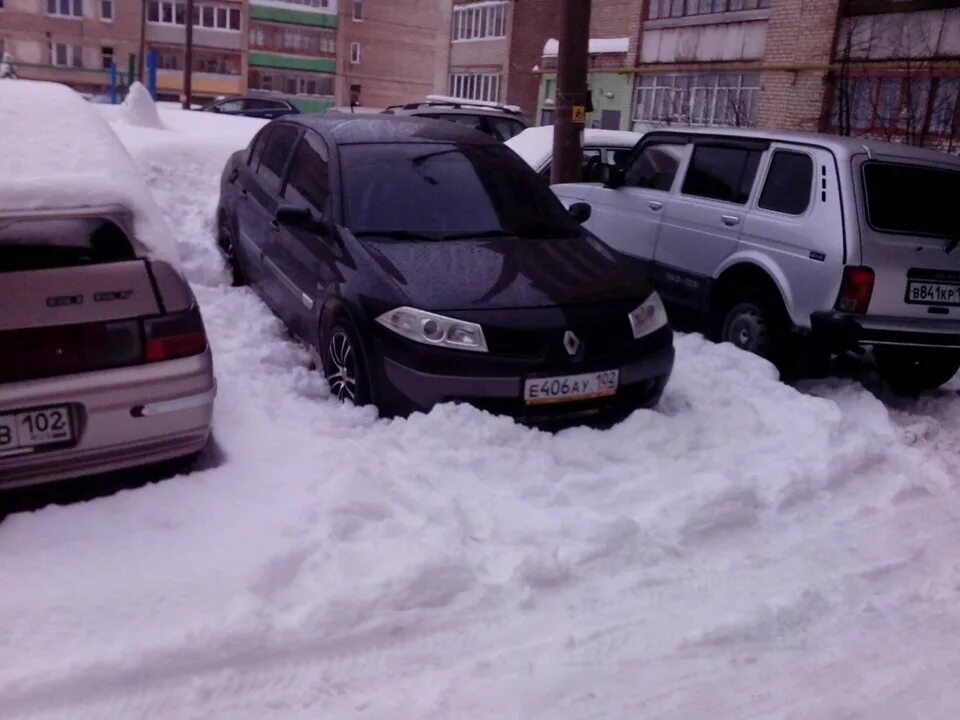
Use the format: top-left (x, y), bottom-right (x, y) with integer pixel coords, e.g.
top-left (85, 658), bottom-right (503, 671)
top-left (648, 200), bottom-right (663, 211)
top-left (721, 215), bottom-right (740, 227)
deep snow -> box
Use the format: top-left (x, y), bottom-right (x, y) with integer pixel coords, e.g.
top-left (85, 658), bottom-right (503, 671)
top-left (2, 99), bottom-right (960, 720)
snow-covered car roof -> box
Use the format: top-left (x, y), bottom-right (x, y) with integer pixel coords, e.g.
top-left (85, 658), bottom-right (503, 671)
top-left (0, 80), bottom-right (177, 263)
top-left (506, 125), bottom-right (642, 173)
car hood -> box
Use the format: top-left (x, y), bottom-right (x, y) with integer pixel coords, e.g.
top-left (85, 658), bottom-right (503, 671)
top-left (358, 233), bottom-right (652, 311)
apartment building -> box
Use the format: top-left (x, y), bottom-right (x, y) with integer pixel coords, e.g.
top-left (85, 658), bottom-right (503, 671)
top-left (437, 0), bottom-right (559, 121)
top-left (246, 0), bottom-right (337, 112)
top-left (145, 0), bottom-right (247, 102)
top-left (0, 0), bottom-right (140, 94)
top-left (533, 0), bottom-right (959, 149)
top-left (336, 0), bottom-right (444, 110)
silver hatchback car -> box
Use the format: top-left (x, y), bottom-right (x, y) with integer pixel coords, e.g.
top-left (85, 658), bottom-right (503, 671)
top-left (0, 80), bottom-right (215, 489)
top-left (554, 128), bottom-right (960, 393)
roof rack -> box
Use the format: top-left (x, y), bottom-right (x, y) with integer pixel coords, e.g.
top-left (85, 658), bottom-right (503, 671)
top-left (383, 95), bottom-right (523, 116)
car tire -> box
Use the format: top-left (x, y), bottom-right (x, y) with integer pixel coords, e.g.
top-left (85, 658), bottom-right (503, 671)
top-left (718, 289), bottom-right (787, 365)
top-left (874, 347), bottom-right (960, 395)
top-left (322, 321), bottom-right (372, 407)
top-left (218, 219), bottom-right (247, 287)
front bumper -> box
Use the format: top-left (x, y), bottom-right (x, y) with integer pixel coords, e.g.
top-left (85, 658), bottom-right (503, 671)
top-left (376, 337), bottom-right (675, 425)
top-left (0, 351), bottom-right (215, 489)
top-left (811, 312), bottom-right (960, 351)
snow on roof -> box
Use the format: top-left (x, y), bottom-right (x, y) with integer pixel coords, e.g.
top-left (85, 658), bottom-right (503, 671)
top-left (506, 125), bottom-right (642, 171)
top-left (0, 80), bottom-right (178, 264)
top-left (542, 37), bottom-right (630, 57)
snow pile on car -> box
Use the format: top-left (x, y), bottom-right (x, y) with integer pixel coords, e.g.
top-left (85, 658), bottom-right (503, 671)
top-left (0, 79), bottom-right (178, 264)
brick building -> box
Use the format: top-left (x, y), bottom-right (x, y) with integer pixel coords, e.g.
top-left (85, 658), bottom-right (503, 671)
top-left (437, 0), bottom-right (559, 121)
top-left (337, 0), bottom-right (444, 111)
top-left (0, 0), bottom-right (141, 94)
top-left (533, 0), bottom-right (960, 149)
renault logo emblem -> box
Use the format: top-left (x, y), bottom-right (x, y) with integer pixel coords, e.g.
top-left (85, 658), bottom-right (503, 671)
top-left (563, 330), bottom-right (580, 356)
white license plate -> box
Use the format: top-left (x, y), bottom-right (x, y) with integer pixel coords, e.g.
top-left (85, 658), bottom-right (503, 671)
top-left (524, 370), bottom-right (619, 406)
top-left (906, 281), bottom-right (960, 306)
top-left (0, 406), bottom-right (74, 457)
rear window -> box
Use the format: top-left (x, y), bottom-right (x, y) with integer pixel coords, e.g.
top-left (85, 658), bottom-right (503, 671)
top-left (863, 162), bottom-right (960, 239)
top-left (758, 151), bottom-right (814, 216)
top-left (0, 217), bottom-right (135, 273)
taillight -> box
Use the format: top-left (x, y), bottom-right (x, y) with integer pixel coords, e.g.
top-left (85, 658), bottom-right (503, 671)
top-left (835, 266), bottom-right (875, 314)
top-left (143, 306), bottom-right (208, 363)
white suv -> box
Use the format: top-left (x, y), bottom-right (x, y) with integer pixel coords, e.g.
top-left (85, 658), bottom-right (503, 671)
top-left (553, 128), bottom-right (960, 393)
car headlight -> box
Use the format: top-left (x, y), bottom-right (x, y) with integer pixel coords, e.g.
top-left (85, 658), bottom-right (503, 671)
top-left (376, 307), bottom-right (488, 353)
top-left (628, 292), bottom-right (668, 339)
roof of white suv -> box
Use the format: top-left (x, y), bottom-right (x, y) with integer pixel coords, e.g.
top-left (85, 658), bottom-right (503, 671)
top-left (646, 126), bottom-right (960, 168)
top-left (0, 80), bottom-right (178, 263)
top-left (507, 126), bottom-right (642, 171)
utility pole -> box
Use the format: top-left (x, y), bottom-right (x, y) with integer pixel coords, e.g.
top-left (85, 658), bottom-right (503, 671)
top-left (137, 0), bottom-right (147, 81)
top-left (550, 0), bottom-right (591, 185)
top-left (182, 0), bottom-right (195, 109)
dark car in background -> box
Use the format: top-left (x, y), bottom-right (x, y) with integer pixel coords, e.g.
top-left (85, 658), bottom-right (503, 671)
top-left (382, 96), bottom-right (527, 142)
top-left (216, 114), bottom-right (673, 425)
top-left (203, 94), bottom-right (300, 120)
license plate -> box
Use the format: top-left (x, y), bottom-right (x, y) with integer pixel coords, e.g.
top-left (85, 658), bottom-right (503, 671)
top-left (524, 370), bottom-right (619, 406)
top-left (906, 280), bottom-right (960, 306)
top-left (0, 405), bottom-right (74, 458)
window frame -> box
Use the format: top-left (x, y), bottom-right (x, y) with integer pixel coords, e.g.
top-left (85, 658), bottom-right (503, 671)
top-left (679, 141), bottom-right (764, 206)
top-left (352, 0), bottom-right (363, 21)
top-left (99, 0), bottom-right (113, 21)
top-left (622, 137), bottom-right (689, 192)
top-left (47, 0), bottom-right (83, 18)
top-left (350, 41), bottom-right (361, 64)
top-left (282, 131), bottom-right (332, 215)
top-left (647, 0), bottom-right (770, 20)
top-left (756, 149), bottom-right (815, 217)
top-left (452, 1), bottom-right (508, 42)
top-left (256, 123), bottom-right (302, 194)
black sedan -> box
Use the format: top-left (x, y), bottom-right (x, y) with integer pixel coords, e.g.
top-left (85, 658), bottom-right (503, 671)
top-left (203, 95), bottom-right (300, 120)
top-left (216, 114), bottom-right (674, 425)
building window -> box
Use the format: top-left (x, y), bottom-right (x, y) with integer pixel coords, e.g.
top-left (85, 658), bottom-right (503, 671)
top-left (449, 72), bottom-right (501, 103)
top-left (100, 45), bottom-right (114, 69)
top-left (249, 23), bottom-right (336, 54)
top-left (634, 73), bottom-right (760, 128)
top-left (648, 0), bottom-right (770, 19)
top-left (350, 42), bottom-right (361, 64)
top-left (146, 2), bottom-right (241, 30)
top-left (353, 0), bottom-right (363, 21)
top-left (249, 69), bottom-right (334, 96)
top-left (453, 1), bottom-right (508, 41)
top-left (51, 43), bottom-right (83, 67)
top-left (255, 0), bottom-right (330, 9)
top-left (100, 0), bottom-right (112, 21)
top-left (47, 0), bottom-right (83, 18)
top-left (831, 75), bottom-right (960, 139)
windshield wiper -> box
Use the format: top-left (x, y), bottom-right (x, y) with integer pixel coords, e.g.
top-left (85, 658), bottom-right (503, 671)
top-left (353, 229), bottom-right (440, 242)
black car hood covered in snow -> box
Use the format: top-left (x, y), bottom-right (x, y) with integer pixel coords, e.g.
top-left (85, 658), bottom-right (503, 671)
top-left (359, 233), bottom-right (653, 311)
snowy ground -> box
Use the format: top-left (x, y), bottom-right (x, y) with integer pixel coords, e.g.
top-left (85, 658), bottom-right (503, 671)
top-left (2, 98), bottom-right (960, 720)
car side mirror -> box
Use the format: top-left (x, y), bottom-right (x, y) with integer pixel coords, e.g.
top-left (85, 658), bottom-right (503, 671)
top-left (275, 204), bottom-right (316, 228)
top-left (568, 202), bottom-right (592, 224)
top-left (602, 165), bottom-right (626, 189)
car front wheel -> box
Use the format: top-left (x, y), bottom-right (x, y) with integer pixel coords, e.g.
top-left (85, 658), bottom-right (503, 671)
top-left (322, 322), bottom-right (371, 406)
top-left (218, 219), bottom-right (247, 287)
top-left (874, 347), bottom-right (960, 395)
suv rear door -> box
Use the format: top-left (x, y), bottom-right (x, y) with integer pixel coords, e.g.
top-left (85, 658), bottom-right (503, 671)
top-left (854, 156), bottom-right (960, 320)
top-left (654, 139), bottom-right (764, 307)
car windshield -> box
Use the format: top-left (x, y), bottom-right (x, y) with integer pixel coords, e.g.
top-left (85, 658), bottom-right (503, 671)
top-left (863, 161), bottom-right (960, 240)
top-left (340, 142), bottom-right (581, 239)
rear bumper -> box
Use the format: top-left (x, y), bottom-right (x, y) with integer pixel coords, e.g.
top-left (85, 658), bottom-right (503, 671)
top-left (811, 312), bottom-right (960, 351)
top-left (0, 351), bottom-right (215, 489)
